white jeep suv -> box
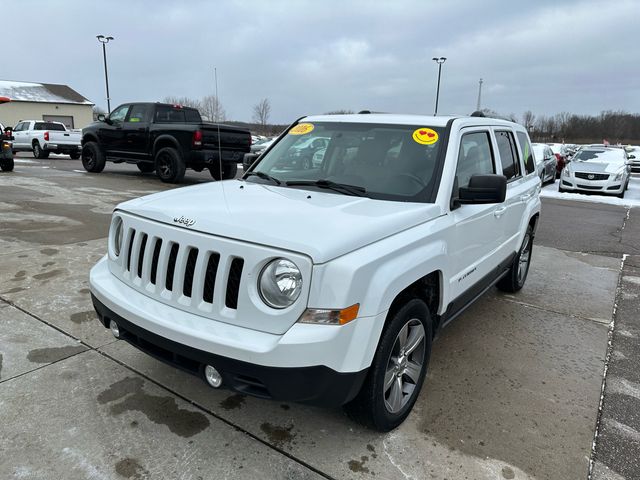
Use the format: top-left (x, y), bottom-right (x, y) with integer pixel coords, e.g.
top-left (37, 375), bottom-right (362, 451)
top-left (90, 113), bottom-right (541, 431)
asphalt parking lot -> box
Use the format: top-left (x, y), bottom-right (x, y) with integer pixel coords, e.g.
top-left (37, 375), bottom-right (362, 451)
top-left (1, 155), bottom-right (639, 480)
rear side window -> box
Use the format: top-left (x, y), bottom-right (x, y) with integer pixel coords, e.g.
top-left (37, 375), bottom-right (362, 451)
top-left (155, 105), bottom-right (202, 123)
top-left (126, 104), bottom-right (151, 123)
top-left (455, 131), bottom-right (495, 189)
top-left (516, 131), bottom-right (535, 175)
top-left (496, 130), bottom-right (521, 180)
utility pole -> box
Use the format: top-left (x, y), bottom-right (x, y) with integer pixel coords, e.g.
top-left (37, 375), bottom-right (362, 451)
top-left (476, 78), bottom-right (483, 111)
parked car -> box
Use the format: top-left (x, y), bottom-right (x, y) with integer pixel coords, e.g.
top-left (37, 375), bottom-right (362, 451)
top-left (11, 120), bottom-right (81, 159)
top-left (547, 143), bottom-right (567, 178)
top-left (624, 145), bottom-right (640, 172)
top-left (559, 147), bottom-right (631, 197)
top-left (81, 102), bottom-right (252, 183)
top-left (90, 113), bottom-right (540, 431)
top-left (531, 143), bottom-right (557, 184)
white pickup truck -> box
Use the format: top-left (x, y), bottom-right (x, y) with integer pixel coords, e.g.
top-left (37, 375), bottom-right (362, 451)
top-left (11, 120), bottom-right (81, 159)
top-left (90, 112), bottom-right (541, 431)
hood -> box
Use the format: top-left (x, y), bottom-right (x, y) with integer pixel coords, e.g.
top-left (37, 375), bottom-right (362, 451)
top-left (118, 181), bottom-right (442, 263)
top-left (570, 160), bottom-right (625, 174)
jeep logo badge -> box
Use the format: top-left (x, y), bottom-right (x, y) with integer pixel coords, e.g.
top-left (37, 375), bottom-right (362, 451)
top-left (588, 174), bottom-right (595, 180)
top-left (173, 216), bottom-right (196, 227)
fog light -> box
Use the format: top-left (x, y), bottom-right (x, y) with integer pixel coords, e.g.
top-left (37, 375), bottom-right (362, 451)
top-left (109, 320), bottom-right (121, 338)
top-left (204, 365), bottom-right (222, 388)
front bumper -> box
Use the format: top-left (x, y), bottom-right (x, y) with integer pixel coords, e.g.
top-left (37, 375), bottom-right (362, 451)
top-left (92, 294), bottom-right (366, 406)
top-left (90, 257), bottom-right (377, 405)
top-left (560, 172), bottom-right (625, 194)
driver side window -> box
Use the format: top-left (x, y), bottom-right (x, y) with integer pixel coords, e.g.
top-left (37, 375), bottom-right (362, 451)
top-left (455, 131), bottom-right (495, 189)
top-left (109, 105), bottom-right (130, 123)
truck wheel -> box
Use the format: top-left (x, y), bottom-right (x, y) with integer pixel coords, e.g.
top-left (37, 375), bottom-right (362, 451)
top-left (344, 298), bottom-right (432, 432)
top-left (69, 152), bottom-right (80, 160)
top-left (155, 147), bottom-right (186, 183)
top-left (81, 141), bottom-right (106, 173)
top-left (209, 162), bottom-right (238, 181)
top-left (497, 224), bottom-right (533, 293)
top-left (33, 142), bottom-right (49, 159)
top-left (1, 158), bottom-right (14, 172)
top-left (136, 162), bottom-right (155, 173)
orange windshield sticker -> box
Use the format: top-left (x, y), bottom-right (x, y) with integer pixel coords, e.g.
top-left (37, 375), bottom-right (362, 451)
top-left (289, 123), bottom-right (315, 135)
top-left (412, 128), bottom-right (438, 145)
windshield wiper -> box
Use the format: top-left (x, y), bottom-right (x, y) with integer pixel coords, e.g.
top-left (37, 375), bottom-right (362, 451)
top-left (285, 179), bottom-right (367, 197)
top-left (244, 171), bottom-right (281, 185)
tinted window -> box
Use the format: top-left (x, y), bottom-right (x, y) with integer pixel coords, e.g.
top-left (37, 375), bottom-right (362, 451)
top-left (496, 130), bottom-right (520, 180)
top-left (109, 105), bottom-right (130, 123)
top-left (516, 131), bottom-right (535, 174)
top-left (455, 131), bottom-right (495, 189)
top-left (126, 104), bottom-right (151, 123)
top-left (35, 122), bottom-right (65, 131)
top-left (155, 105), bottom-right (202, 123)
top-left (13, 122), bottom-right (24, 131)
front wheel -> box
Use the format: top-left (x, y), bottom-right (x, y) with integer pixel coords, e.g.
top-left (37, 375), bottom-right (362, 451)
top-left (497, 224), bottom-right (534, 293)
top-left (344, 298), bottom-right (432, 431)
top-left (81, 141), bottom-right (106, 173)
top-left (1, 158), bottom-right (14, 172)
top-left (155, 147), bottom-right (186, 183)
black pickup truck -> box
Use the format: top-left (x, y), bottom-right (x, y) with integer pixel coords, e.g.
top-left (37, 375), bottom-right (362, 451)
top-left (81, 102), bottom-right (251, 183)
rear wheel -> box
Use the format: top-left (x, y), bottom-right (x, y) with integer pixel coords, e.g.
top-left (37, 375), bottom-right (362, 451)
top-left (155, 147), bottom-right (185, 183)
top-left (1, 158), bottom-right (14, 172)
top-left (81, 141), bottom-right (106, 173)
top-left (497, 224), bottom-right (533, 293)
top-left (344, 298), bottom-right (432, 431)
top-left (33, 142), bottom-right (49, 159)
top-left (209, 162), bottom-right (238, 180)
top-left (136, 162), bottom-right (155, 173)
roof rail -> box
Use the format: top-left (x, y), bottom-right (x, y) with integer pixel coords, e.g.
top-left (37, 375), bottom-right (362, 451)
top-left (470, 110), bottom-right (486, 117)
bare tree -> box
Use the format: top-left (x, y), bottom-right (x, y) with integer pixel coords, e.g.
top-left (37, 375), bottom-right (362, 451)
top-left (522, 111), bottom-right (535, 130)
top-left (252, 98), bottom-right (271, 134)
top-left (324, 109), bottom-right (354, 115)
top-left (201, 95), bottom-right (226, 122)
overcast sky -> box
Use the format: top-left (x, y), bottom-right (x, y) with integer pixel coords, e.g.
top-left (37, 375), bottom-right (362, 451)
top-left (3, 0), bottom-right (639, 123)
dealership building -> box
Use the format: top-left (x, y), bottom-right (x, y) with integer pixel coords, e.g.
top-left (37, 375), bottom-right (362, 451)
top-left (0, 80), bottom-right (94, 130)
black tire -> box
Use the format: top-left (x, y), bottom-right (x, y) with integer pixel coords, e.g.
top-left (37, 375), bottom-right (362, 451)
top-left (136, 162), bottom-right (155, 173)
top-left (1, 158), bottom-right (14, 172)
top-left (33, 142), bottom-right (49, 159)
top-left (155, 147), bottom-right (185, 183)
top-left (344, 298), bottom-right (432, 432)
top-left (209, 162), bottom-right (238, 181)
top-left (81, 141), bottom-right (106, 173)
top-left (69, 152), bottom-right (80, 160)
top-left (497, 224), bottom-right (534, 293)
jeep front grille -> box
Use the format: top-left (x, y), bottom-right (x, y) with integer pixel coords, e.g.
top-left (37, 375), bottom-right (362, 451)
top-left (121, 227), bottom-right (243, 310)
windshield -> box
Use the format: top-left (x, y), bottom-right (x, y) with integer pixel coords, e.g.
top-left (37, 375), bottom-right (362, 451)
top-left (247, 121), bottom-right (445, 202)
top-left (572, 149), bottom-right (625, 163)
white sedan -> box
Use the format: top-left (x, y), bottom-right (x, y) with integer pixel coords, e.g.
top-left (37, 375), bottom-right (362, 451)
top-left (559, 147), bottom-right (631, 198)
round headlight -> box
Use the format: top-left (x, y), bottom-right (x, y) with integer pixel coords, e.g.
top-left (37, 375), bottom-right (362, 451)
top-left (112, 216), bottom-right (123, 257)
top-left (258, 258), bottom-right (302, 309)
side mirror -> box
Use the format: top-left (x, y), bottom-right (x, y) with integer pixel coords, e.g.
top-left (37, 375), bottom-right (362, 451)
top-left (458, 174), bottom-right (507, 204)
top-left (97, 113), bottom-right (106, 122)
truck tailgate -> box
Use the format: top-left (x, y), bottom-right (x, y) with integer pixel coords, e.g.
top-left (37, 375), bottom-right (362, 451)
top-left (48, 130), bottom-right (81, 146)
top-left (201, 125), bottom-right (251, 152)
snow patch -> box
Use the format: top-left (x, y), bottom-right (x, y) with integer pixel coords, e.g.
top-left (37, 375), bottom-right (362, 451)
top-left (540, 175), bottom-right (640, 207)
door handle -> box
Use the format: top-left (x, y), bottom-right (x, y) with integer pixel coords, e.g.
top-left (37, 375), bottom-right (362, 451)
top-left (494, 206), bottom-right (507, 218)
top-left (520, 193), bottom-right (531, 202)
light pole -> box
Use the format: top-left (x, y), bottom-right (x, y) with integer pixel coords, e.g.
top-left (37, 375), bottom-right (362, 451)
top-left (96, 35), bottom-right (114, 113)
top-left (432, 57), bottom-right (446, 116)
